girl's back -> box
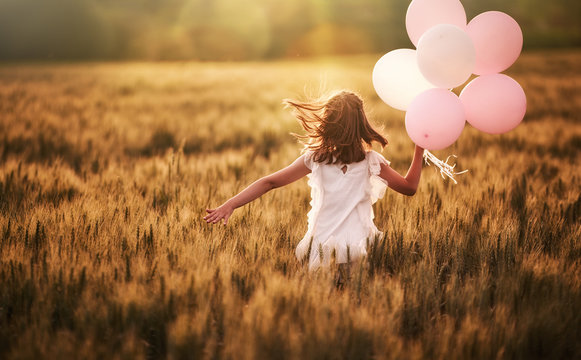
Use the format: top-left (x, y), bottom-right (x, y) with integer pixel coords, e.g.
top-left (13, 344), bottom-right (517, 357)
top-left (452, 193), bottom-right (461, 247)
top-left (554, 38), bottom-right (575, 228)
top-left (297, 150), bottom-right (389, 269)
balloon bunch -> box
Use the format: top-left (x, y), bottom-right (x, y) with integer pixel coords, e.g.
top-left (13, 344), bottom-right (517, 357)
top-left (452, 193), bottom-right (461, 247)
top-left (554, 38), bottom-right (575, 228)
top-left (373, 0), bottom-right (526, 153)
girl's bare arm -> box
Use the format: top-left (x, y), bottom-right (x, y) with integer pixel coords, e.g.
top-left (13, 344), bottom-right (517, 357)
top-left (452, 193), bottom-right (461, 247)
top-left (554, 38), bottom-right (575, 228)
top-left (379, 145), bottom-right (424, 196)
top-left (204, 155), bottom-right (311, 225)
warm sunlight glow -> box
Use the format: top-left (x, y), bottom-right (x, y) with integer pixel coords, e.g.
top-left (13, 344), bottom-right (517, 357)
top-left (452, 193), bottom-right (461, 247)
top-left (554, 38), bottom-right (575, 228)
top-left (0, 0), bottom-right (577, 60)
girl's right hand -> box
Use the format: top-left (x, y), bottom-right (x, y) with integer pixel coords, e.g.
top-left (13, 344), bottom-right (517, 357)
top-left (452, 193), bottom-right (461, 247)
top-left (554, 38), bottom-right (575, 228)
top-left (204, 203), bottom-right (234, 225)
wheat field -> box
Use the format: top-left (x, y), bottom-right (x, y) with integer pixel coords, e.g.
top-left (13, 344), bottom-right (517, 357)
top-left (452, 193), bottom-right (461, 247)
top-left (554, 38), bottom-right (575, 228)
top-left (0, 51), bottom-right (580, 359)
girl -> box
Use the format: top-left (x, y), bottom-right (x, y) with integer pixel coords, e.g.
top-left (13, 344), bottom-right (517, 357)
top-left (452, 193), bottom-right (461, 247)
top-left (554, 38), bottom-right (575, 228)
top-left (204, 90), bottom-right (424, 271)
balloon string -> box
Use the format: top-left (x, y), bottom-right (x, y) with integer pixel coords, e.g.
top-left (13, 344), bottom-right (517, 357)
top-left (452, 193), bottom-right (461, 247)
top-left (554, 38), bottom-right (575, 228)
top-left (423, 150), bottom-right (468, 184)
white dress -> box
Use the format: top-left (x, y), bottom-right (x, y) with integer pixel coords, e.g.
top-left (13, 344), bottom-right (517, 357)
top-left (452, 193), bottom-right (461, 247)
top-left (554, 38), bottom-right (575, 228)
top-left (296, 150), bottom-right (390, 270)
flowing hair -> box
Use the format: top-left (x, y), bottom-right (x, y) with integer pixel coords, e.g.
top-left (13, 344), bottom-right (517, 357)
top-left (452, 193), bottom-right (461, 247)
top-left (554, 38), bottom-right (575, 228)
top-left (284, 90), bottom-right (388, 164)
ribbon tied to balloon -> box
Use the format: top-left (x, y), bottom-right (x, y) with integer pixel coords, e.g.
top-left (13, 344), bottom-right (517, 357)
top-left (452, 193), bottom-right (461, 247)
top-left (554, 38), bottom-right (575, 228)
top-left (373, 0), bottom-right (526, 183)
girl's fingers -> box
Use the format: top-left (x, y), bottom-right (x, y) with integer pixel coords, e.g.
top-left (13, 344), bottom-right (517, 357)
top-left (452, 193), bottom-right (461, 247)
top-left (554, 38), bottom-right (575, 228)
top-left (205, 212), bottom-right (219, 222)
top-left (204, 208), bottom-right (231, 225)
top-left (204, 210), bottom-right (213, 221)
top-left (210, 212), bottom-right (222, 223)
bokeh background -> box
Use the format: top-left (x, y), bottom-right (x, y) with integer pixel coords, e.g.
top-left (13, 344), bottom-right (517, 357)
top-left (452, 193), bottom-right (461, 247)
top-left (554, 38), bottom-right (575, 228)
top-left (0, 0), bottom-right (579, 61)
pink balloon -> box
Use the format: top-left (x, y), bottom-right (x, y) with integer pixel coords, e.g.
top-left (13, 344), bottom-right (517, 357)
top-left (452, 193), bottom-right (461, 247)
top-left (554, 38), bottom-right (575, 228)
top-left (467, 11), bottom-right (523, 75)
top-left (406, 0), bottom-right (467, 46)
top-left (405, 89), bottom-right (466, 150)
top-left (460, 74), bottom-right (526, 134)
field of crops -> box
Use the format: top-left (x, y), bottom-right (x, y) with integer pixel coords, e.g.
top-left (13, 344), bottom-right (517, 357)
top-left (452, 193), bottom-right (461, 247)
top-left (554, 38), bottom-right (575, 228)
top-left (0, 51), bottom-right (580, 359)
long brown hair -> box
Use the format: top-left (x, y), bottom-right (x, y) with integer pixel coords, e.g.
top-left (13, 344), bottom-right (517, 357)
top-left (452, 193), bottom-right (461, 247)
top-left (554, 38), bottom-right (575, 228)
top-left (284, 90), bottom-right (388, 164)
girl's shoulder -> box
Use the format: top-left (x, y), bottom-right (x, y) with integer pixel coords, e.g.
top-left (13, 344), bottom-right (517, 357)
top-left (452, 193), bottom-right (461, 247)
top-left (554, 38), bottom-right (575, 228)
top-left (302, 150), bottom-right (332, 170)
top-left (366, 150), bottom-right (390, 176)
top-left (303, 150), bottom-right (317, 170)
top-left (366, 150), bottom-right (390, 165)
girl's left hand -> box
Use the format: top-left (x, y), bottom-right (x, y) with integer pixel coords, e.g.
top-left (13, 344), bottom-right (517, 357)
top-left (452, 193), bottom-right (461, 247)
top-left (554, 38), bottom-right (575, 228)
top-left (204, 203), bottom-right (234, 225)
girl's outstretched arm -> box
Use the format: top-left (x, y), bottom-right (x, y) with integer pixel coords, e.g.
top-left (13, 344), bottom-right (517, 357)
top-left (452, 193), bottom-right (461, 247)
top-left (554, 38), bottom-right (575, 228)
top-left (204, 154), bottom-right (311, 225)
top-left (379, 145), bottom-right (424, 196)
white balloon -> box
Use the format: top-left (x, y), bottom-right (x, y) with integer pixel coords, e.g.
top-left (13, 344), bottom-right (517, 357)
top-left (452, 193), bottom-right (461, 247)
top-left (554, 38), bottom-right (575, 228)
top-left (417, 24), bottom-right (476, 89)
top-left (372, 49), bottom-right (435, 111)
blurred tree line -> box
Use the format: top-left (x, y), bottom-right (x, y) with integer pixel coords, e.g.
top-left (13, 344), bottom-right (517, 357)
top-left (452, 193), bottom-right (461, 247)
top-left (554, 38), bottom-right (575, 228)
top-left (0, 0), bottom-right (579, 61)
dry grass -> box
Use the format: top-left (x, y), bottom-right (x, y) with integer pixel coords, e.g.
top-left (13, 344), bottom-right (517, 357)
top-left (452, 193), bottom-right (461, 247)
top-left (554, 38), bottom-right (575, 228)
top-left (1, 50), bottom-right (580, 359)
